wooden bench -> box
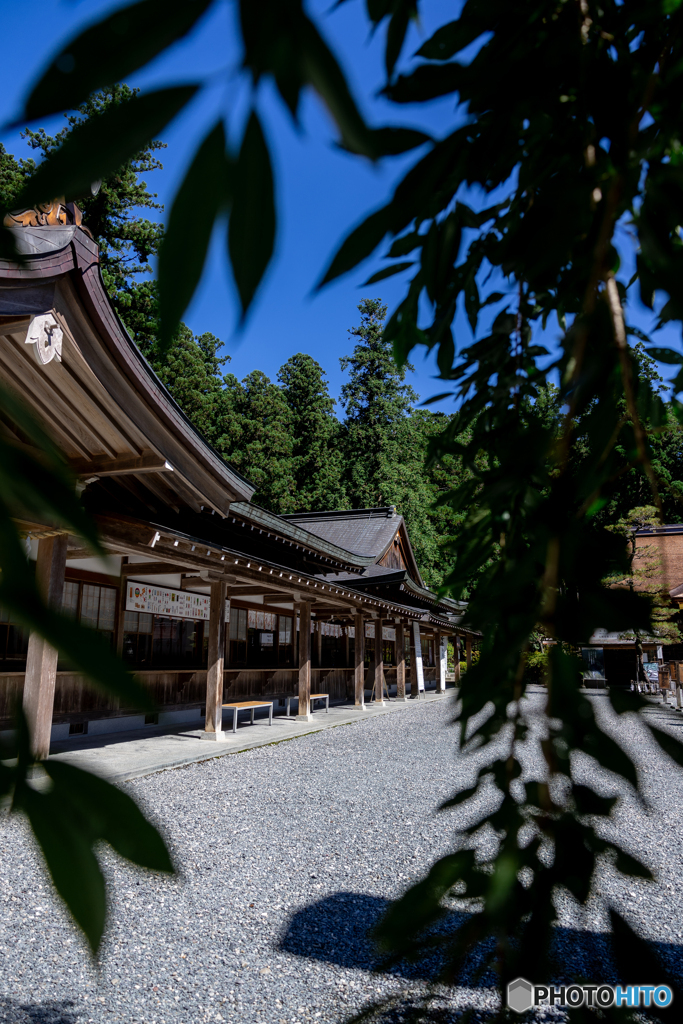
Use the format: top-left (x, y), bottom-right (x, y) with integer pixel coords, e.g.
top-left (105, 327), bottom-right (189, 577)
top-left (285, 693), bottom-right (329, 716)
top-left (222, 700), bottom-right (273, 734)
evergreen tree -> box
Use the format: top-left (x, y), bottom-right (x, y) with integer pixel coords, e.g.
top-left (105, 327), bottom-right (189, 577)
top-left (221, 370), bottom-right (296, 512)
top-left (339, 298), bottom-right (418, 507)
top-left (2, 86), bottom-right (164, 350)
top-left (277, 353), bottom-right (346, 511)
top-left (146, 325), bottom-right (230, 450)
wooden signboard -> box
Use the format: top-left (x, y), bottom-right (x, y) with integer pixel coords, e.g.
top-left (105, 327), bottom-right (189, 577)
top-left (126, 582), bottom-right (210, 620)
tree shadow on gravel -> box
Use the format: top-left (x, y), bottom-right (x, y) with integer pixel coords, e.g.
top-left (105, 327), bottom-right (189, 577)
top-left (280, 891), bottom-right (683, 989)
top-left (0, 998), bottom-right (81, 1023)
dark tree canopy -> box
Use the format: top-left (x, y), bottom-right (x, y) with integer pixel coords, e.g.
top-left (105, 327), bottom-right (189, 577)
top-left (277, 353), bottom-right (346, 512)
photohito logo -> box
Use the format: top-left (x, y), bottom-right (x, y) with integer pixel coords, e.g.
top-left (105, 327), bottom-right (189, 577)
top-left (507, 978), bottom-right (673, 1012)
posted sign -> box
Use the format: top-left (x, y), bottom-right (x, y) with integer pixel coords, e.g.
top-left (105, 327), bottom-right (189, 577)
top-left (126, 583), bottom-right (210, 620)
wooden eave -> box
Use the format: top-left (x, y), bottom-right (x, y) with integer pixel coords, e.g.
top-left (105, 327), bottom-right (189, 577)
top-left (95, 513), bottom-right (423, 620)
top-left (228, 501), bottom-right (375, 572)
top-left (0, 230), bottom-right (254, 516)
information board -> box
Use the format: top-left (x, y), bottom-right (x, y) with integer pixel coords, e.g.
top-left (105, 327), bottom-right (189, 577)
top-left (412, 621), bottom-right (425, 692)
top-left (125, 583), bottom-right (210, 620)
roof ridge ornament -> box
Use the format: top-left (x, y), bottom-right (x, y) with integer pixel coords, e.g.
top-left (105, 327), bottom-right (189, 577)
top-left (25, 313), bottom-right (63, 365)
top-left (4, 199), bottom-right (83, 229)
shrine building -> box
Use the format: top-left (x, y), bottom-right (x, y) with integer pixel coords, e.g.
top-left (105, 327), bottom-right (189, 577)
top-left (0, 202), bottom-right (473, 757)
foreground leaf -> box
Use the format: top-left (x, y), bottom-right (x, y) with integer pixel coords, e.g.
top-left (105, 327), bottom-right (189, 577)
top-left (159, 120), bottom-right (230, 348)
top-left (8, 87), bottom-right (197, 213)
top-left (228, 111), bottom-right (276, 318)
top-left (21, 0), bottom-right (213, 123)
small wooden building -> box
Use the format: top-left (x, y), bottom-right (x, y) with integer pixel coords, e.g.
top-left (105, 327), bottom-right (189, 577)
top-left (0, 204), bottom-right (471, 755)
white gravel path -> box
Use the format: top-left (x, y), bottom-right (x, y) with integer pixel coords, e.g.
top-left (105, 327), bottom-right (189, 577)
top-left (0, 694), bottom-right (682, 1024)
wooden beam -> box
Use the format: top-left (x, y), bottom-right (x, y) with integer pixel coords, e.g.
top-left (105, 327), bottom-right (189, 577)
top-left (227, 586), bottom-right (292, 597)
top-left (70, 451), bottom-right (173, 478)
top-left (121, 560), bottom-right (186, 577)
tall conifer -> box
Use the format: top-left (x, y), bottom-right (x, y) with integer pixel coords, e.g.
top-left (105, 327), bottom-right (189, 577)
top-left (277, 353), bottom-right (346, 511)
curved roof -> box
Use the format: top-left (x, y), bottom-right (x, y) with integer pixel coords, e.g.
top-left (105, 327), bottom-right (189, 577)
top-left (0, 224), bottom-right (255, 514)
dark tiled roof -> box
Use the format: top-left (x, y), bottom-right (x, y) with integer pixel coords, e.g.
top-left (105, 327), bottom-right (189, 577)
top-left (281, 507), bottom-right (400, 559)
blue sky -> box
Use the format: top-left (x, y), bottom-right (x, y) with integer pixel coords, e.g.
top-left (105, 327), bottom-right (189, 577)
top-left (1, 1), bottom-right (679, 411)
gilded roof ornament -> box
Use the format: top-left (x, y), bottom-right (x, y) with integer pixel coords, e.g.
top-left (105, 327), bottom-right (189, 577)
top-left (3, 199), bottom-right (82, 229)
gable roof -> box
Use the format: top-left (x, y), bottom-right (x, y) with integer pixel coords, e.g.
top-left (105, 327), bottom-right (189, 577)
top-left (281, 506), bottom-right (423, 584)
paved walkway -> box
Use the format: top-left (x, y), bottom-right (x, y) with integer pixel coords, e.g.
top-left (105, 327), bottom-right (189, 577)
top-left (49, 691), bottom-right (452, 783)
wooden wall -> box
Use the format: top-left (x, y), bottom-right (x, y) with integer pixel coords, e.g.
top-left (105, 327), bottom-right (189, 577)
top-left (0, 662), bottom-right (440, 729)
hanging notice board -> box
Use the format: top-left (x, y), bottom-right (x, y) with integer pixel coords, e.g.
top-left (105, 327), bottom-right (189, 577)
top-left (126, 583), bottom-right (210, 620)
top-left (412, 621), bottom-right (425, 692)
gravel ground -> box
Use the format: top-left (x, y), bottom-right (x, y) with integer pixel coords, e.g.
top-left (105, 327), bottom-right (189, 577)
top-left (0, 694), bottom-right (682, 1024)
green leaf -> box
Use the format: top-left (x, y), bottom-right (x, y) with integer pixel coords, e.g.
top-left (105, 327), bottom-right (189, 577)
top-left (374, 850), bottom-right (476, 950)
top-left (363, 261), bottom-right (414, 285)
top-left (387, 231), bottom-right (423, 257)
top-left (416, 17), bottom-right (489, 61)
top-left (159, 121), bottom-right (230, 349)
top-left (0, 437), bottom-right (97, 555)
top-left (299, 17), bottom-right (376, 158)
top-left (43, 761), bottom-right (173, 872)
top-left (386, 64), bottom-right (462, 104)
top-left (21, 0), bottom-right (213, 122)
top-left (383, 1), bottom-right (418, 79)
top-left (13, 87), bottom-right (198, 209)
top-left (319, 206), bottom-right (395, 287)
top-left (16, 782), bottom-right (106, 954)
top-left (646, 346), bottom-right (683, 364)
top-left (228, 111), bottom-right (276, 318)
top-left (340, 126), bottom-right (431, 157)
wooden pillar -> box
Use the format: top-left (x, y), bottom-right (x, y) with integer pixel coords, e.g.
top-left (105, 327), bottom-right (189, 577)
top-left (454, 635), bottom-right (461, 686)
top-left (298, 601), bottom-right (312, 720)
top-left (374, 617), bottom-right (385, 705)
top-left (396, 620), bottom-right (407, 701)
top-left (294, 602), bottom-right (300, 669)
top-left (201, 580), bottom-right (227, 740)
top-left (466, 636), bottom-right (472, 669)
top-left (344, 624), bottom-right (350, 669)
top-left (354, 612), bottom-right (365, 707)
top-left (23, 534), bottom-right (68, 760)
top-left (115, 556), bottom-right (128, 657)
top-left (406, 622), bottom-right (413, 696)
